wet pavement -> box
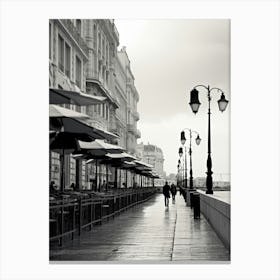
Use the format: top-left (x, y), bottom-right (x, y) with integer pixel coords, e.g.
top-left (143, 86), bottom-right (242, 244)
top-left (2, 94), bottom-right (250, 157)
top-left (50, 194), bottom-right (230, 262)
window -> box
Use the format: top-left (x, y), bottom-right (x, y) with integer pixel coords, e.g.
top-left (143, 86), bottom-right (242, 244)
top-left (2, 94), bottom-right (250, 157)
top-left (76, 19), bottom-right (81, 34)
top-left (106, 71), bottom-right (108, 84)
top-left (58, 35), bottom-right (64, 72)
top-left (98, 33), bottom-right (101, 53)
top-left (102, 38), bottom-right (105, 57)
top-left (65, 43), bottom-right (71, 78)
top-left (102, 104), bottom-right (105, 118)
top-left (105, 104), bottom-right (109, 120)
top-left (75, 56), bottom-right (82, 88)
top-left (106, 44), bottom-right (109, 64)
top-left (93, 25), bottom-right (96, 48)
top-left (106, 105), bottom-right (109, 120)
top-left (58, 35), bottom-right (71, 78)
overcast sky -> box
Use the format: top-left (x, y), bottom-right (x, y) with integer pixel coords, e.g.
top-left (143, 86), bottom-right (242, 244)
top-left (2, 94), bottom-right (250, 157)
top-left (115, 19), bottom-right (230, 181)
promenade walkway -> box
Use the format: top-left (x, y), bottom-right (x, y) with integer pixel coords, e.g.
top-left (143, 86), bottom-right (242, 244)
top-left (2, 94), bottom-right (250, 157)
top-left (50, 194), bottom-right (230, 262)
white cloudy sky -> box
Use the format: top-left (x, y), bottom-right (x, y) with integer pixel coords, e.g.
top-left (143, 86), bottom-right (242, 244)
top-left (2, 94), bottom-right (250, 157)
top-left (115, 19), bottom-right (230, 180)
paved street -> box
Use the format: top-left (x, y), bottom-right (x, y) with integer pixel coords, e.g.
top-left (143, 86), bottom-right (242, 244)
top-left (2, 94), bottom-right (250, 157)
top-left (50, 194), bottom-right (230, 262)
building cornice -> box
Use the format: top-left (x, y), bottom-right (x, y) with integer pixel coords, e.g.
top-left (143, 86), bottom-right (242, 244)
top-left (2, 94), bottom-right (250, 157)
top-left (97, 19), bottom-right (119, 46)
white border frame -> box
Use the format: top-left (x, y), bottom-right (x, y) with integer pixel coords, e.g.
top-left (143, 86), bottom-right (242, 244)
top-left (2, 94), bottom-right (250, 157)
top-left (0, 1), bottom-right (279, 279)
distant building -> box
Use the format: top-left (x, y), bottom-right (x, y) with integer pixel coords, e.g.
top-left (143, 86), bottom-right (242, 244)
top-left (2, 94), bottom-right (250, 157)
top-left (193, 177), bottom-right (230, 190)
top-left (213, 181), bottom-right (231, 189)
top-left (166, 173), bottom-right (176, 185)
top-left (193, 177), bottom-right (206, 189)
top-left (136, 142), bottom-right (165, 186)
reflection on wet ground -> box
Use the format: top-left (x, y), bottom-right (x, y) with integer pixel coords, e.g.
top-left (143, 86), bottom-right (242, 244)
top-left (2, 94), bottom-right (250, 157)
top-left (50, 194), bottom-right (230, 262)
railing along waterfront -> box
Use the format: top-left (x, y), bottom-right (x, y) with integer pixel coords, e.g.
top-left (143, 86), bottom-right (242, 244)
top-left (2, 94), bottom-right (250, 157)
top-left (49, 187), bottom-right (156, 246)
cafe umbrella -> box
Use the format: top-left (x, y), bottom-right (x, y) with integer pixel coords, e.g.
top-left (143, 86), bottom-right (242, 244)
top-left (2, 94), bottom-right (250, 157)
top-left (72, 140), bottom-right (125, 191)
top-left (49, 88), bottom-right (106, 106)
top-left (50, 105), bottom-right (105, 191)
top-left (101, 153), bottom-right (137, 188)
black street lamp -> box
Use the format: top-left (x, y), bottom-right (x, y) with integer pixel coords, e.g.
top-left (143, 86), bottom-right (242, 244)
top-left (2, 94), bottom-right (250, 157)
top-left (180, 129), bottom-right (201, 190)
top-left (178, 147), bottom-right (187, 188)
top-left (176, 161), bottom-right (180, 186)
top-left (189, 85), bottom-right (229, 194)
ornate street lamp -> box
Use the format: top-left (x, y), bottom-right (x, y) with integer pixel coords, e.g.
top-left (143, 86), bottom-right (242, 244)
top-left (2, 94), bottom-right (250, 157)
top-left (179, 146), bottom-right (187, 188)
top-left (180, 129), bottom-right (201, 190)
top-left (195, 135), bottom-right (201, 145)
top-left (189, 85), bottom-right (229, 194)
top-left (177, 163), bottom-right (180, 186)
top-left (178, 147), bottom-right (186, 188)
top-left (178, 147), bottom-right (183, 157)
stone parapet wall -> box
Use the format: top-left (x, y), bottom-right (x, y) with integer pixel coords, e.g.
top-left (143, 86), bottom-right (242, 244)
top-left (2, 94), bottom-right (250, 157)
top-left (197, 190), bottom-right (230, 250)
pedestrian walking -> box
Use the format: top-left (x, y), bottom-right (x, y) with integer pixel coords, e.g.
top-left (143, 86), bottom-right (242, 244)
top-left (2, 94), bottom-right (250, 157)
top-left (171, 183), bottom-right (177, 202)
top-left (162, 181), bottom-right (171, 207)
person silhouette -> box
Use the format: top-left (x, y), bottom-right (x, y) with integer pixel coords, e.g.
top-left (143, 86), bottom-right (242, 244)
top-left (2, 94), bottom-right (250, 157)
top-left (162, 181), bottom-right (171, 207)
top-left (171, 183), bottom-right (177, 202)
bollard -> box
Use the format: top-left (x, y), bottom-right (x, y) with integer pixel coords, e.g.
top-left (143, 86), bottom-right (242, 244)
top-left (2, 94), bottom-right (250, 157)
top-left (190, 192), bottom-right (193, 208)
top-left (193, 193), bottom-right (200, 219)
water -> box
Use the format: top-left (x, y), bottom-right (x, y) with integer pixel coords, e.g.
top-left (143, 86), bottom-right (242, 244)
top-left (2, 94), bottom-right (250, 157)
top-left (213, 191), bottom-right (230, 204)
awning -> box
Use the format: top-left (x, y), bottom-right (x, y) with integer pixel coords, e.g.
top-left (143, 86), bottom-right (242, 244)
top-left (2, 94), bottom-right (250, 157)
top-left (91, 126), bottom-right (119, 141)
top-left (50, 104), bottom-right (90, 120)
top-left (134, 160), bottom-right (153, 170)
top-left (50, 105), bottom-right (118, 141)
top-left (78, 139), bottom-right (124, 155)
top-left (50, 88), bottom-right (106, 105)
top-left (117, 161), bottom-right (136, 169)
top-left (105, 152), bottom-right (137, 162)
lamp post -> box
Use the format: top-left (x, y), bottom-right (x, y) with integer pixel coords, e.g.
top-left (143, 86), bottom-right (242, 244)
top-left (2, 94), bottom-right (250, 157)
top-left (180, 129), bottom-right (201, 190)
top-left (177, 161), bottom-right (180, 186)
top-left (178, 147), bottom-right (186, 188)
top-left (189, 85), bottom-right (229, 194)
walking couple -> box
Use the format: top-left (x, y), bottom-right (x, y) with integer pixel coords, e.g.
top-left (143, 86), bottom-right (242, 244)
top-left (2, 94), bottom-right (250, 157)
top-left (163, 181), bottom-right (177, 207)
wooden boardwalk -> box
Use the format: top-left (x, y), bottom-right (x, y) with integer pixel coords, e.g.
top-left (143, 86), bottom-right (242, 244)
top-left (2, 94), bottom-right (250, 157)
top-left (50, 193), bottom-right (230, 262)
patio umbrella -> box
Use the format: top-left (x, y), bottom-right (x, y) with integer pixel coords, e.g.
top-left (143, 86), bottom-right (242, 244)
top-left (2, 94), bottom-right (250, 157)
top-left (50, 88), bottom-right (106, 105)
top-left (50, 105), bottom-right (119, 142)
top-left (50, 132), bottom-right (81, 154)
top-left (101, 153), bottom-right (137, 188)
top-left (50, 104), bottom-right (90, 119)
top-left (105, 152), bottom-right (137, 162)
top-left (78, 139), bottom-right (124, 155)
top-left (50, 106), bottom-right (102, 191)
top-left (134, 160), bottom-right (153, 170)
top-left (50, 105), bottom-right (106, 140)
top-left (73, 140), bottom-right (124, 191)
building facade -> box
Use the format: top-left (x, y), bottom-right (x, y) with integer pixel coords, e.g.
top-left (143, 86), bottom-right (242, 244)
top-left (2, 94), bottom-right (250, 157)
top-left (49, 19), bottom-right (141, 190)
top-left (49, 19), bottom-right (89, 188)
top-left (117, 47), bottom-right (140, 154)
top-left (136, 142), bottom-right (165, 186)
